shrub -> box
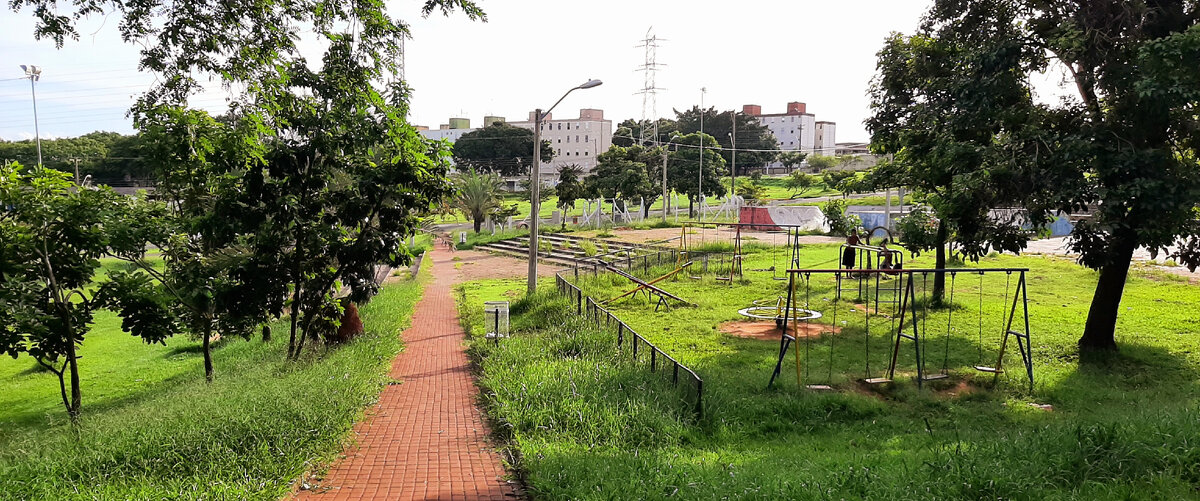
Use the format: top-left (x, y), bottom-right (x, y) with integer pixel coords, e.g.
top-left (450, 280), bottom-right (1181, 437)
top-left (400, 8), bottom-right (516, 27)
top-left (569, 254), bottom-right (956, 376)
top-left (821, 199), bottom-right (861, 236)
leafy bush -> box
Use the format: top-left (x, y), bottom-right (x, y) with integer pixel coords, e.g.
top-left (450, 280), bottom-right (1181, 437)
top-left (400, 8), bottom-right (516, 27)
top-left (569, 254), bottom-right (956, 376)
top-left (895, 205), bottom-right (941, 256)
top-left (578, 240), bottom-right (598, 257)
top-left (821, 199), bottom-right (861, 236)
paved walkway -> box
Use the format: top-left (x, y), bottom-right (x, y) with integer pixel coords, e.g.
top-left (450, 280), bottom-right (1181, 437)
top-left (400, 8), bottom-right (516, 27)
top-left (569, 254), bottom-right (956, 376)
top-left (296, 247), bottom-right (514, 500)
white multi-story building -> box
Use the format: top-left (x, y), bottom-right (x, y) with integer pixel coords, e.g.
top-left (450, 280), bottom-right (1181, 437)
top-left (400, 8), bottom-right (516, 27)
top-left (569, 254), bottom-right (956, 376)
top-left (509, 108), bottom-right (612, 175)
top-left (417, 109), bottom-right (612, 177)
top-left (815, 121), bottom-right (837, 155)
top-left (741, 102), bottom-right (836, 170)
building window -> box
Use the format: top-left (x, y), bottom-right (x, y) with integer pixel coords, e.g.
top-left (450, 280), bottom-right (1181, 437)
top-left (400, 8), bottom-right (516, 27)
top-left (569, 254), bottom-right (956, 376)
top-left (575, 135), bottom-right (579, 142)
top-left (584, 135), bottom-right (588, 142)
top-left (557, 123), bottom-right (562, 130)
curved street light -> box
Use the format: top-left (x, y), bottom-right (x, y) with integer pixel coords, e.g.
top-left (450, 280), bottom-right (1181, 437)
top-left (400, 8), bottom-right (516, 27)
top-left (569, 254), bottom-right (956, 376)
top-left (528, 79), bottom-right (603, 294)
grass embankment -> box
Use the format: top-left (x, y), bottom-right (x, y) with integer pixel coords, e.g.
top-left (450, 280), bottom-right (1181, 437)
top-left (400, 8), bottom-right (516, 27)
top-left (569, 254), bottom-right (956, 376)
top-left (462, 244), bottom-right (1200, 499)
top-left (0, 255), bottom-right (431, 499)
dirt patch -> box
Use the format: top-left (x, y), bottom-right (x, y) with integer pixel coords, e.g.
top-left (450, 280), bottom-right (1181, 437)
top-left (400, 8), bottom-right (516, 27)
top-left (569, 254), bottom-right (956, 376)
top-left (443, 249), bottom-right (564, 281)
top-left (719, 320), bottom-right (841, 341)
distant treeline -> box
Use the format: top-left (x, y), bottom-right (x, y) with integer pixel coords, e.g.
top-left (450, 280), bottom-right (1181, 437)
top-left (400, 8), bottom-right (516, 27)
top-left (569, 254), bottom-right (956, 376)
top-left (0, 131), bottom-right (150, 184)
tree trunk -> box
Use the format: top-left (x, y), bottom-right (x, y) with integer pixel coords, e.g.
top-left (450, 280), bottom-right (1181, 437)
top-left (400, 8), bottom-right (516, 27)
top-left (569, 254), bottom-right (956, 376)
top-left (202, 319), bottom-right (214, 383)
top-left (473, 217), bottom-right (482, 233)
top-left (1079, 239), bottom-right (1136, 352)
top-left (287, 285), bottom-right (300, 359)
top-left (933, 219), bottom-right (947, 305)
top-left (688, 199), bottom-right (695, 218)
top-left (64, 341), bottom-right (82, 422)
top-left (262, 324), bottom-right (271, 342)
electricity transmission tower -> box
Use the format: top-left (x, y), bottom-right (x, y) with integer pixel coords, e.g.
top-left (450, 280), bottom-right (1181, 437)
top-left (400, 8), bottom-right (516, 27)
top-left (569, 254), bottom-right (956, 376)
top-left (634, 28), bottom-right (666, 146)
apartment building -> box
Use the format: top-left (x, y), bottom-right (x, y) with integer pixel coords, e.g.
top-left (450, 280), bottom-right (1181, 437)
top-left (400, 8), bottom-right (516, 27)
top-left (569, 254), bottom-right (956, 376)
top-left (741, 101), bottom-right (837, 170)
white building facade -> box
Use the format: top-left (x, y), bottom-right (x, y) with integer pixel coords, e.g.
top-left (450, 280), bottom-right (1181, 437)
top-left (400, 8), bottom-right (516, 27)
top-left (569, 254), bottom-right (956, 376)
top-left (741, 102), bottom-right (836, 171)
top-left (509, 108), bottom-right (612, 174)
top-left (417, 109), bottom-right (613, 178)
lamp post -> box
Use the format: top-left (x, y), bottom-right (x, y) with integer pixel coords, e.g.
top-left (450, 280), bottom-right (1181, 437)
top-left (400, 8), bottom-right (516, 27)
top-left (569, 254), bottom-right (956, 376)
top-left (728, 110), bottom-right (739, 198)
top-left (698, 87), bottom-right (705, 221)
top-left (20, 65), bottom-right (43, 167)
top-left (528, 78), bottom-right (602, 294)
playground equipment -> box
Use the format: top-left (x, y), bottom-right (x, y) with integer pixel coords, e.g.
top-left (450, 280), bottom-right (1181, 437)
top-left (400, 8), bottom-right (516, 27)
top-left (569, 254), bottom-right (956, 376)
top-left (836, 243), bottom-right (903, 304)
top-left (598, 260), bottom-right (692, 311)
top-left (678, 221), bottom-right (819, 284)
top-left (603, 261), bottom-right (693, 306)
top-left (768, 267), bottom-right (1034, 391)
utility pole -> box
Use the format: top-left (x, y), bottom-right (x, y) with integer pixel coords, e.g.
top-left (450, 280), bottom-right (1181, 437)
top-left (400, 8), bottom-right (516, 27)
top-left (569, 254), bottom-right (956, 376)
top-left (529, 108), bottom-right (543, 294)
top-left (661, 146), bottom-right (669, 223)
top-left (730, 110), bottom-right (737, 197)
top-left (698, 87), bottom-right (705, 221)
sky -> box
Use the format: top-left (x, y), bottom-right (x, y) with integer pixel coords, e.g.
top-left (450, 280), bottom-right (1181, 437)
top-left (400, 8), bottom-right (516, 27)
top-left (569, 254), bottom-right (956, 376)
top-left (1, 0), bottom-right (991, 144)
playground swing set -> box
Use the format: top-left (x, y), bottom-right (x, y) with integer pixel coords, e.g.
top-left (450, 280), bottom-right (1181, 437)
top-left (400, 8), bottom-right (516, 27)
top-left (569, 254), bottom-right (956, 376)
top-left (677, 221), bottom-right (819, 284)
top-left (768, 267), bottom-right (1034, 392)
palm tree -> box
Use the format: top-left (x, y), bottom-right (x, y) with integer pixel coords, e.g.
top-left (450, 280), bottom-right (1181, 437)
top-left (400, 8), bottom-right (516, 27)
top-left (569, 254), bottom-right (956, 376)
top-left (452, 169), bottom-right (502, 233)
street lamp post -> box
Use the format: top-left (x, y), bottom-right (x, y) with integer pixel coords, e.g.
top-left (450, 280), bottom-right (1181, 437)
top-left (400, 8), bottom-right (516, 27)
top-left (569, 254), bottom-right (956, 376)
top-left (698, 87), bottom-right (705, 222)
top-left (528, 78), bottom-right (602, 294)
top-left (20, 65), bottom-right (43, 167)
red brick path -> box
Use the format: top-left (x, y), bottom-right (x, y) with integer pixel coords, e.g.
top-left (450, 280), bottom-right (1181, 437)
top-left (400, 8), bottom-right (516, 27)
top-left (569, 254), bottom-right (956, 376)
top-left (296, 247), bottom-right (515, 500)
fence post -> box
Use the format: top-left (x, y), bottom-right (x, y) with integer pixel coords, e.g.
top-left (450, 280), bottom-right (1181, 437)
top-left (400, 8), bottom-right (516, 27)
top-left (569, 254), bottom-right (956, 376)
top-left (633, 336), bottom-right (639, 360)
top-left (696, 380), bottom-right (704, 418)
top-left (617, 322), bottom-right (624, 347)
top-left (577, 289), bottom-right (582, 315)
top-left (651, 349), bottom-right (657, 372)
top-left (673, 362), bottom-right (679, 384)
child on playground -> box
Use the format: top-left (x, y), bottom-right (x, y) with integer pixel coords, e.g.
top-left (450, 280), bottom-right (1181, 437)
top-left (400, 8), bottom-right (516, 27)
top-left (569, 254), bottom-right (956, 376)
top-left (879, 239), bottom-right (900, 276)
top-left (842, 230), bottom-right (860, 272)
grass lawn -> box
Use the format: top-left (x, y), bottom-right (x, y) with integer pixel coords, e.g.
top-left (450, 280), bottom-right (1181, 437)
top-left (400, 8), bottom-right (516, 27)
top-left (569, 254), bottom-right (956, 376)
top-left (0, 255), bottom-right (431, 500)
top-left (786, 193), bottom-right (911, 207)
top-left (742, 175), bottom-right (840, 201)
top-left (460, 243), bottom-right (1200, 499)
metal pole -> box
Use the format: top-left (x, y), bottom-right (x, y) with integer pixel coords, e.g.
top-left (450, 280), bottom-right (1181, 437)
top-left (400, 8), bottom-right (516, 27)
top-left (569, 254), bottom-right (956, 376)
top-left (661, 148), bottom-right (669, 223)
top-left (730, 111), bottom-right (737, 198)
top-left (698, 87), bottom-right (705, 222)
top-left (29, 74), bottom-right (42, 167)
top-left (528, 108), bottom-right (542, 294)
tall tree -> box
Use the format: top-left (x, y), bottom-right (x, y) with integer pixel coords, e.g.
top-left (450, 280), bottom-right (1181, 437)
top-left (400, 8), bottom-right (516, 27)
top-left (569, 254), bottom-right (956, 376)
top-left (0, 163), bottom-right (175, 420)
top-left (909, 0), bottom-right (1200, 350)
top-left (555, 164), bottom-right (587, 228)
top-left (585, 145), bottom-right (661, 217)
top-left (453, 169), bottom-right (504, 233)
top-left (667, 133), bottom-right (728, 217)
top-left (866, 1), bottom-right (1037, 303)
top-left (452, 123), bottom-right (554, 176)
top-left (675, 106), bottom-right (779, 174)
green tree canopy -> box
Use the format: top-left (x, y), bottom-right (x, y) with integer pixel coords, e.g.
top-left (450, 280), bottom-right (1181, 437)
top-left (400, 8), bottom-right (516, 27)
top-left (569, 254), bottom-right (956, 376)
top-left (675, 106), bottom-right (778, 174)
top-left (667, 132), bottom-right (728, 217)
top-left (865, 1), bottom-right (1036, 302)
top-left (585, 145), bottom-right (662, 217)
top-left (452, 123), bottom-right (554, 176)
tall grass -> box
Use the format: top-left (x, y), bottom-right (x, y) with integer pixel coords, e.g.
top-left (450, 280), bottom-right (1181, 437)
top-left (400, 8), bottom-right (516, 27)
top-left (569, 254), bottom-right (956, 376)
top-left (459, 245), bottom-right (1200, 499)
top-left (0, 257), bottom-right (431, 500)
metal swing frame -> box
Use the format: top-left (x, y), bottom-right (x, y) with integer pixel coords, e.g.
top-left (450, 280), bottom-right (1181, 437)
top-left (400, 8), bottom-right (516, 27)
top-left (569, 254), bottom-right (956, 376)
top-left (770, 267), bottom-right (1034, 391)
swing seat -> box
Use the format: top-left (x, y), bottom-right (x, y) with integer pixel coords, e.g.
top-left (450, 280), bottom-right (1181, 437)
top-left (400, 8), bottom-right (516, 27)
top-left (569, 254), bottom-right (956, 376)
top-left (805, 384), bottom-right (834, 391)
top-left (863, 377), bottom-right (893, 384)
top-left (973, 366), bottom-right (1004, 374)
top-left (921, 374), bottom-right (950, 381)
top-left (714, 277), bottom-right (732, 281)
